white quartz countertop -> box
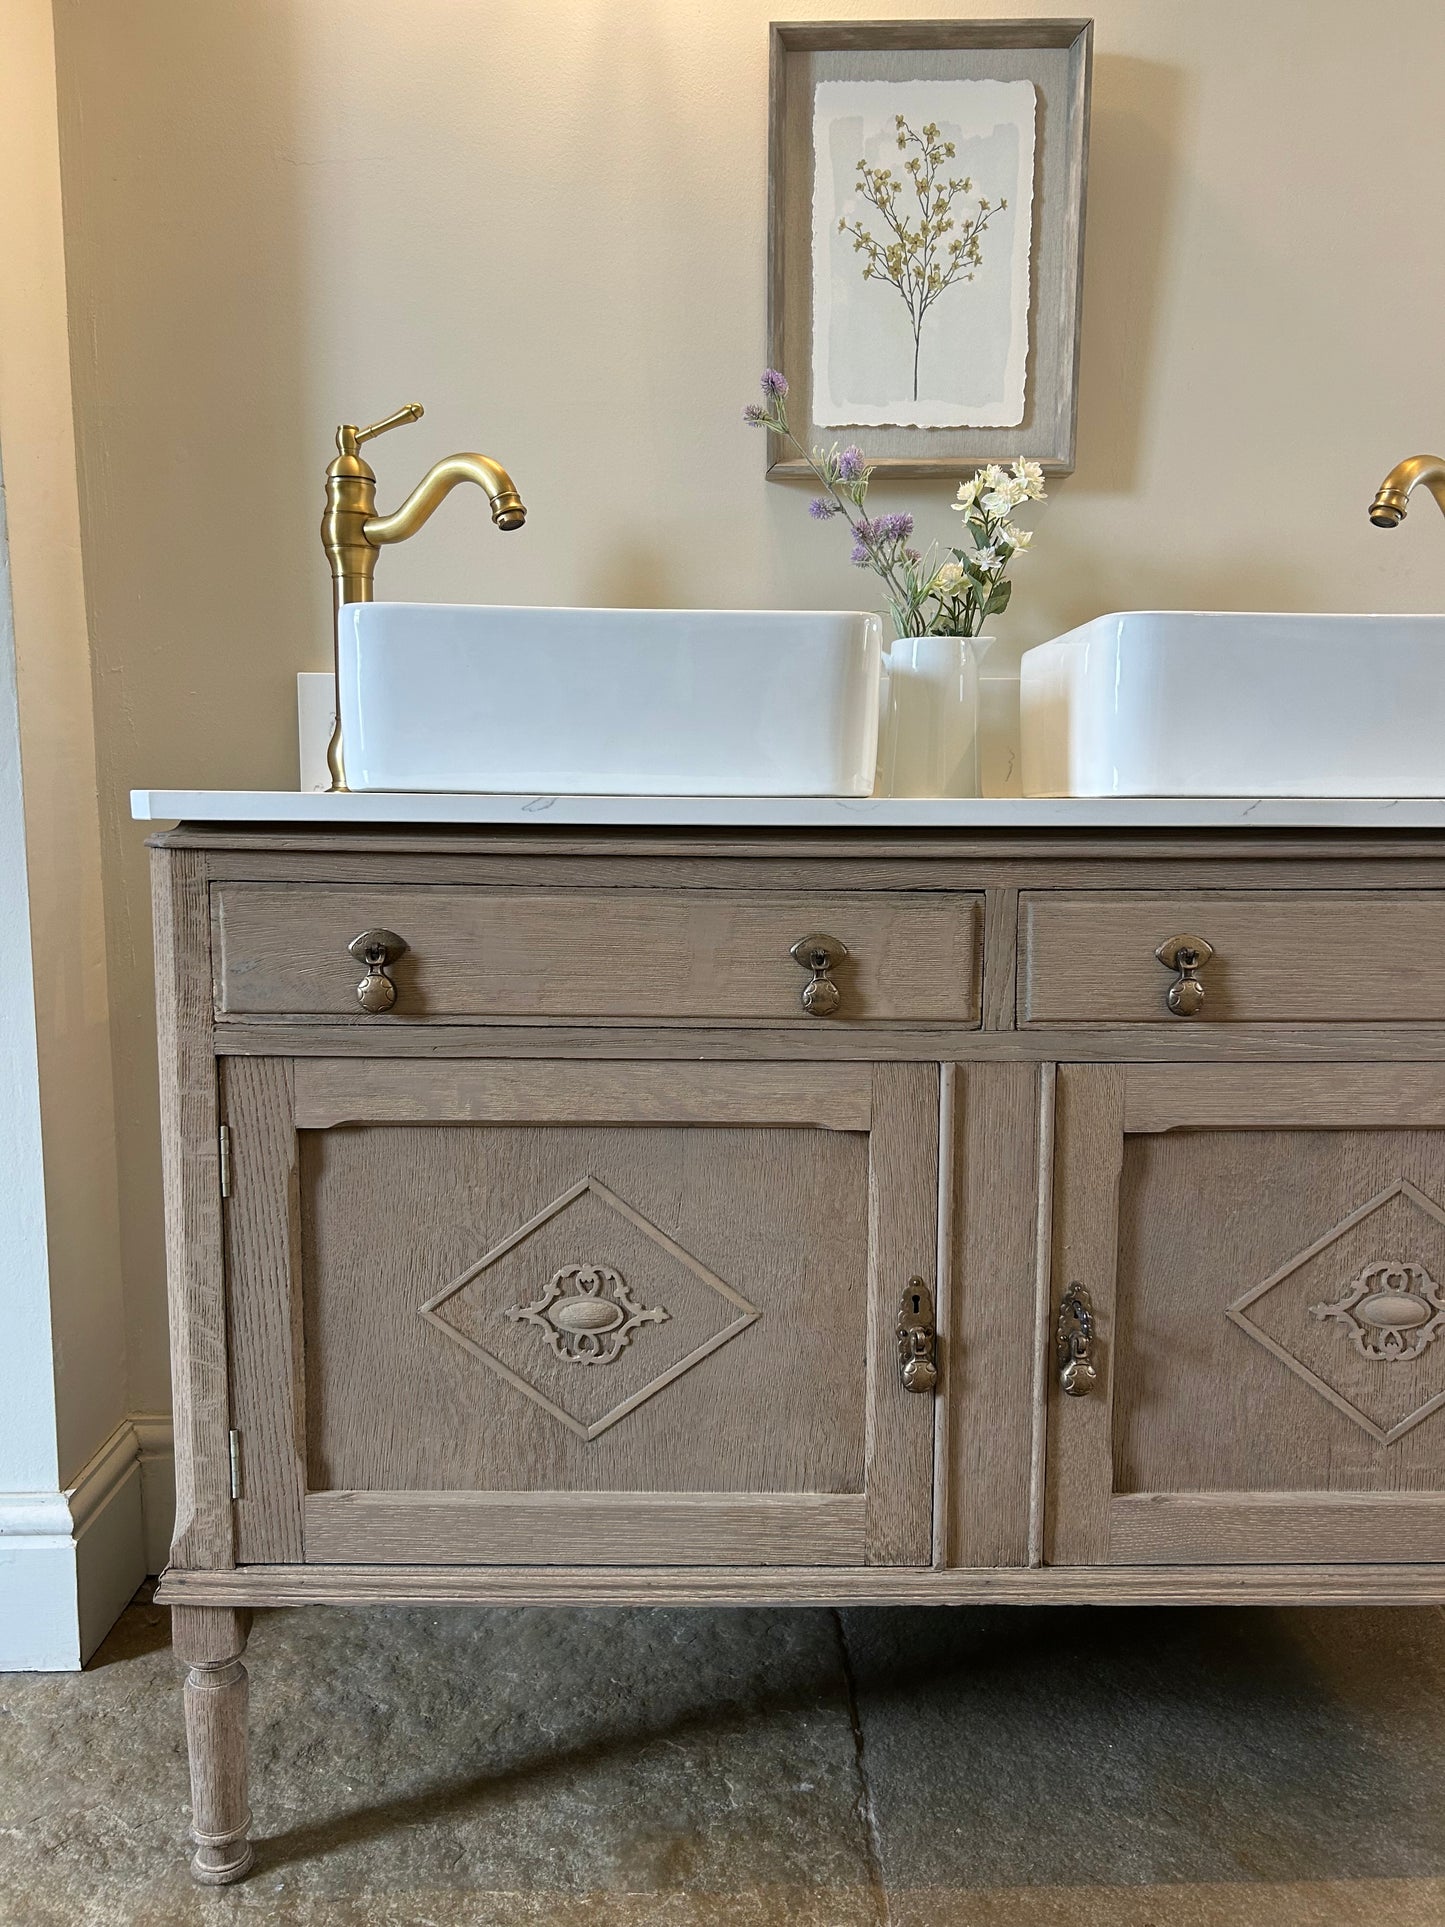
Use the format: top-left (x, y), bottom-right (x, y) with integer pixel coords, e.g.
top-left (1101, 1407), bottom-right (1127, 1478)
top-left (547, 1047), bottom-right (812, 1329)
top-left (131, 789), bottom-right (1445, 830)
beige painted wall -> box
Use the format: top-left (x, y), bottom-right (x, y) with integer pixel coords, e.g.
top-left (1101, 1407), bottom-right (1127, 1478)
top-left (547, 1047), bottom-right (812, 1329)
top-left (52, 0), bottom-right (1445, 1410)
top-left (0, 0), bottom-right (126, 1481)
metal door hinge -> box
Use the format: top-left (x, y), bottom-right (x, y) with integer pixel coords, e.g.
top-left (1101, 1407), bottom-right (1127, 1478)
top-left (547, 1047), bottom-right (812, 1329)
top-left (228, 1428), bottom-right (242, 1501)
top-left (218, 1124), bottom-right (231, 1199)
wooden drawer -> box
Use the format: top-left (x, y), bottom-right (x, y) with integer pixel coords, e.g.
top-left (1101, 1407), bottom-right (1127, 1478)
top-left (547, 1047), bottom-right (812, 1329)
top-left (212, 883), bottom-right (982, 1024)
top-left (1021, 890), bottom-right (1445, 1025)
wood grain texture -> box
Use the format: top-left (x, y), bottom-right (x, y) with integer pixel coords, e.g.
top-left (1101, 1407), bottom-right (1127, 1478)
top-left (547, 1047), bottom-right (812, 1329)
top-left (1022, 890), bottom-right (1445, 1024)
top-left (221, 1058), bottom-right (304, 1563)
top-left (213, 883), bottom-right (981, 1024)
top-left (943, 1062), bottom-right (1041, 1568)
top-left (1027, 1063), bottom-right (1057, 1569)
top-left (296, 1116), bottom-right (871, 1504)
top-left (304, 1491), bottom-right (864, 1567)
top-left (193, 839), bottom-right (1445, 890)
top-left (864, 1064), bottom-right (939, 1566)
top-left (930, 1062), bottom-right (957, 1567)
top-left (160, 1561), bottom-right (1445, 1610)
top-left (216, 1021), bottom-right (1445, 1066)
top-left (1043, 1065), bottom-right (1125, 1566)
top-left (216, 1055), bottom-right (940, 1570)
top-left (152, 847), bottom-right (233, 1570)
top-left (1124, 1063), bottom-right (1445, 1132)
top-left (293, 1058), bottom-right (873, 1131)
top-left (172, 1605), bottom-right (252, 1886)
top-left (1109, 1493), bottom-right (1445, 1565)
top-left (768, 20), bottom-right (1091, 475)
top-left (981, 887), bottom-right (1020, 1030)
top-left (1113, 1116), bottom-right (1445, 1503)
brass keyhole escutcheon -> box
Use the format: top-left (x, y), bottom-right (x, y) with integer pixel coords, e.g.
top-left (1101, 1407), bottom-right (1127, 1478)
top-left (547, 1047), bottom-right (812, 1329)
top-left (1057, 1282), bottom-right (1098, 1396)
top-left (898, 1278), bottom-right (938, 1394)
top-left (348, 927), bottom-right (408, 1014)
top-left (791, 932), bottom-right (848, 1017)
top-left (1155, 933), bottom-right (1214, 1018)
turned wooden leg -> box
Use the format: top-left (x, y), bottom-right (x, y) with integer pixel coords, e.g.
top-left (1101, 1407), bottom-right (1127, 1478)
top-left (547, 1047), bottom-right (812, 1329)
top-left (172, 1605), bottom-right (254, 1885)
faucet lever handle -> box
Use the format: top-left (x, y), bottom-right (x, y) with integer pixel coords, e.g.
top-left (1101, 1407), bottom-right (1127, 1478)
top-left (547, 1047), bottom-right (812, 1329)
top-left (338, 404), bottom-right (425, 458)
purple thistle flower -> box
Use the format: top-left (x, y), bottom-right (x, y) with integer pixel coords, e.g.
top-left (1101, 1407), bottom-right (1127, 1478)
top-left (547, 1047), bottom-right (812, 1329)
top-left (760, 368), bottom-right (789, 399)
top-left (837, 445), bottom-right (866, 483)
top-left (850, 537), bottom-right (873, 566)
top-left (809, 497), bottom-right (841, 519)
top-left (874, 511), bottom-right (914, 543)
top-left (742, 402), bottom-right (768, 424)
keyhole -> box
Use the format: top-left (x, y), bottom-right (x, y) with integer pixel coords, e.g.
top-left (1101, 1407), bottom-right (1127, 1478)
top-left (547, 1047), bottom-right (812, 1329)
top-left (911, 1292), bottom-right (922, 1315)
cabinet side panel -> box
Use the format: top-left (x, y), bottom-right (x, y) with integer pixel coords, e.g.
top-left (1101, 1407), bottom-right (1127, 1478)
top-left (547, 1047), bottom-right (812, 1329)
top-left (223, 1058), bottom-right (305, 1562)
top-left (152, 845), bottom-right (232, 1569)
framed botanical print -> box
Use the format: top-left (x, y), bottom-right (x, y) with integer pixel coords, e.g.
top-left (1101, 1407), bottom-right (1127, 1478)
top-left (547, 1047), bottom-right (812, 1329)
top-left (767, 19), bottom-right (1092, 478)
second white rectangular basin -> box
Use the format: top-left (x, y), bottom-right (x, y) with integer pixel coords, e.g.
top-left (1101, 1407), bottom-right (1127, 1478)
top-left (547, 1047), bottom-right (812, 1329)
top-left (1020, 610), bottom-right (1445, 797)
top-left (336, 603), bottom-right (883, 795)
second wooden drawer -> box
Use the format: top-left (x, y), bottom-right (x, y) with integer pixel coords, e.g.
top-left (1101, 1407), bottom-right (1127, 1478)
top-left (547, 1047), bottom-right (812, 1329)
top-left (1021, 890), bottom-right (1445, 1024)
top-left (213, 884), bottom-right (982, 1024)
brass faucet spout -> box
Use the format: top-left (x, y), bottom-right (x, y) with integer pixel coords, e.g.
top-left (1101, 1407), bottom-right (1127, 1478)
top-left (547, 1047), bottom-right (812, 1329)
top-left (319, 404), bottom-right (527, 789)
top-left (1369, 453), bottom-right (1445, 529)
top-left (365, 453), bottom-right (527, 543)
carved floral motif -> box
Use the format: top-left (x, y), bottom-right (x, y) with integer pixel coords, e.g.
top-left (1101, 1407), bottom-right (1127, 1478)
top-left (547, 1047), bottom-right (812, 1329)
top-left (1226, 1178), bottom-right (1445, 1445)
top-left (1311, 1260), bottom-right (1445, 1363)
top-left (506, 1264), bottom-right (669, 1366)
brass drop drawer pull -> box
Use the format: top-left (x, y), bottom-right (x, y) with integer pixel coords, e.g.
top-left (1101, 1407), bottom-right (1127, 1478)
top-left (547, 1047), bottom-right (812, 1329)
top-left (898, 1278), bottom-right (938, 1393)
top-left (791, 932), bottom-right (848, 1016)
top-left (349, 927), bottom-right (408, 1013)
top-left (1155, 932), bottom-right (1214, 1017)
top-left (1057, 1283), bottom-right (1098, 1396)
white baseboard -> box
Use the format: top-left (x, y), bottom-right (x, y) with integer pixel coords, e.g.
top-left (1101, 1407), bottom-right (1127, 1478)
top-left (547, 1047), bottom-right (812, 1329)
top-left (0, 1413), bottom-right (174, 1671)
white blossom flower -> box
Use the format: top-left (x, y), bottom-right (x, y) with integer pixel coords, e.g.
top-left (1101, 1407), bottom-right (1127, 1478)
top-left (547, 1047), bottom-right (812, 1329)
top-left (931, 560), bottom-right (967, 594)
top-left (1002, 524), bottom-right (1034, 553)
top-left (980, 485), bottom-right (1022, 513)
top-left (1012, 459), bottom-right (1047, 501)
top-left (978, 463), bottom-right (1009, 491)
top-left (971, 545), bottom-right (1000, 572)
top-left (952, 477), bottom-right (981, 511)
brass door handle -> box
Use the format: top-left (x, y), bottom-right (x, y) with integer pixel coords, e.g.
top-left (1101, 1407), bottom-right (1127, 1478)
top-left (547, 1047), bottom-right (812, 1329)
top-left (1155, 933), bottom-right (1214, 1017)
top-left (898, 1278), bottom-right (938, 1393)
top-left (1057, 1283), bottom-right (1098, 1396)
top-left (348, 927), bottom-right (408, 1013)
top-left (791, 932), bottom-right (848, 1016)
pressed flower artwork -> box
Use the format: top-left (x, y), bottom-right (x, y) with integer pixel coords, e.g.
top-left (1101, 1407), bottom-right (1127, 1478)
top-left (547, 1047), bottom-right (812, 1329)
top-left (811, 78), bottom-right (1036, 431)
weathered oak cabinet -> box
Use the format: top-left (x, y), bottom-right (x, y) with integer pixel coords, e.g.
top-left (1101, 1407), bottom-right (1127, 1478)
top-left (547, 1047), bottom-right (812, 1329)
top-left (149, 820), bottom-right (1445, 1881)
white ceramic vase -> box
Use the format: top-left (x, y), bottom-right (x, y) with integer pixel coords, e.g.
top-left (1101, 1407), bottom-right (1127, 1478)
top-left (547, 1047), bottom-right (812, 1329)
top-left (879, 635), bottom-right (982, 798)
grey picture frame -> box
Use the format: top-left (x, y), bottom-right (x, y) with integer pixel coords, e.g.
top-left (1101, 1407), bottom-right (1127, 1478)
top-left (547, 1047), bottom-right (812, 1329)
top-left (767, 18), bottom-right (1092, 480)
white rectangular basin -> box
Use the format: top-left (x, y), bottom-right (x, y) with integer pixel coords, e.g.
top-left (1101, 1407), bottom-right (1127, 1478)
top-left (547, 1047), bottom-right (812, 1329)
top-left (336, 603), bottom-right (883, 795)
top-left (1020, 611), bottom-right (1445, 797)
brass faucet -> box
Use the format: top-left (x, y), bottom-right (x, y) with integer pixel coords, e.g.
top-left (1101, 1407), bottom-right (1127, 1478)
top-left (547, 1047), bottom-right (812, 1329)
top-left (1368, 453), bottom-right (1445, 530)
top-left (320, 403), bottom-right (526, 788)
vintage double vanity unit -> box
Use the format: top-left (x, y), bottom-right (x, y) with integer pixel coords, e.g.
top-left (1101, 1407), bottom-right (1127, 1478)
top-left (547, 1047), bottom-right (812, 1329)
top-left (134, 790), bottom-right (1445, 1882)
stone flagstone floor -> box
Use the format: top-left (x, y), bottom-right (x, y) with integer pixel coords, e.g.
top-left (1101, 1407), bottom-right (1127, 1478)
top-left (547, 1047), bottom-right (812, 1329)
top-left (2, 1587), bottom-right (1445, 1924)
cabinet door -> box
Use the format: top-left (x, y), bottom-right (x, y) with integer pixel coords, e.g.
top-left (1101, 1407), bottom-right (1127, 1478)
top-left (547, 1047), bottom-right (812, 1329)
top-left (224, 1059), bottom-right (937, 1568)
top-left (1046, 1065), bottom-right (1445, 1565)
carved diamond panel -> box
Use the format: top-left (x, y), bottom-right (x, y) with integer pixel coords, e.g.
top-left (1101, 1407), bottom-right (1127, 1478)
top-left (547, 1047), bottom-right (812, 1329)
top-left (1227, 1180), bottom-right (1445, 1444)
top-left (419, 1176), bottom-right (758, 1439)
